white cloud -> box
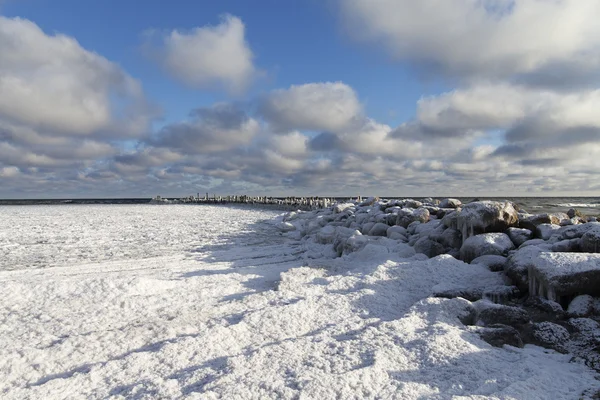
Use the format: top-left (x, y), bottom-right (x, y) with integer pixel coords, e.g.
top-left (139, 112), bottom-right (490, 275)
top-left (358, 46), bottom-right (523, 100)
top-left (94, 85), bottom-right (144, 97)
top-left (339, 0), bottom-right (600, 83)
top-left (0, 16), bottom-right (152, 137)
top-left (150, 15), bottom-right (258, 94)
top-left (259, 82), bottom-right (363, 133)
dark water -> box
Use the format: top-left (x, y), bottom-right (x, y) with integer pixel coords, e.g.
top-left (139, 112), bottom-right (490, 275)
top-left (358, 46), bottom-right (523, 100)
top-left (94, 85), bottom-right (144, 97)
top-left (1, 197), bottom-right (599, 216)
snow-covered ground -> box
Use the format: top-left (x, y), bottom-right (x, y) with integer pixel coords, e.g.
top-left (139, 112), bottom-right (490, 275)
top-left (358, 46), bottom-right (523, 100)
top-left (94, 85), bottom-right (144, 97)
top-left (1, 204), bottom-right (598, 399)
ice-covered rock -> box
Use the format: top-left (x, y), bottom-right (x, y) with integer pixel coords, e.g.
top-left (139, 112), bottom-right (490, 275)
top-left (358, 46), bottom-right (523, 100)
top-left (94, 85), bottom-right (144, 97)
top-left (342, 233), bottom-right (369, 255)
top-left (474, 324), bottom-right (524, 348)
top-left (567, 295), bottom-right (595, 317)
top-left (413, 237), bottom-right (446, 258)
top-left (368, 222), bottom-right (389, 237)
top-left (396, 207), bottom-right (430, 228)
top-left (276, 221), bottom-right (297, 232)
top-left (536, 223), bottom-right (561, 240)
top-left (505, 245), bottom-right (544, 292)
top-left (528, 252), bottom-right (600, 303)
top-left (334, 202), bottom-right (355, 213)
top-left (438, 228), bottom-right (462, 250)
top-left (506, 227), bottom-right (533, 247)
top-left (532, 321), bottom-right (570, 347)
top-left (551, 238), bottom-right (581, 253)
top-left (456, 201), bottom-right (519, 243)
top-left (359, 196), bottom-right (378, 207)
top-left (474, 300), bottom-right (530, 327)
top-left (471, 255), bottom-right (507, 272)
top-left (386, 225), bottom-right (407, 237)
top-left (439, 198), bottom-right (462, 209)
top-left (580, 225), bottom-right (600, 253)
top-left (460, 232), bottom-right (515, 263)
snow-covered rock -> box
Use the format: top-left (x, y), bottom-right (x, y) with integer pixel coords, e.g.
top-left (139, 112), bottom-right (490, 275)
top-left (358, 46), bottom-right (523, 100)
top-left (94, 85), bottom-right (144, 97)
top-left (567, 295), bottom-right (595, 317)
top-left (532, 321), bottom-right (570, 347)
top-left (439, 198), bottom-right (462, 209)
top-left (580, 225), bottom-right (600, 253)
top-left (528, 252), bottom-right (600, 303)
top-left (506, 227), bottom-right (533, 247)
top-left (460, 233), bottom-right (515, 263)
top-left (413, 237), bottom-right (446, 258)
top-left (536, 223), bottom-right (561, 240)
top-left (277, 221), bottom-right (297, 232)
top-left (396, 207), bottom-right (430, 228)
top-left (505, 245), bottom-right (544, 292)
top-left (368, 222), bottom-right (390, 237)
top-left (474, 300), bottom-right (530, 327)
top-left (456, 201), bottom-right (519, 243)
top-left (473, 324), bottom-right (523, 348)
top-left (334, 202), bottom-right (355, 213)
top-left (471, 255), bottom-right (507, 272)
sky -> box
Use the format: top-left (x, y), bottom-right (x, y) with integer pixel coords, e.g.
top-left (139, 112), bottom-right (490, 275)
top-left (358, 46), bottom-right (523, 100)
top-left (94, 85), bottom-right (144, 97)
top-left (1, 0), bottom-right (600, 198)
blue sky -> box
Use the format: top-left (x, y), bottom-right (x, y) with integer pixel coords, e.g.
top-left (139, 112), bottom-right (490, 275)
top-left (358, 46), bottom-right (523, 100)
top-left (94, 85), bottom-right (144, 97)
top-left (1, 1), bottom-right (600, 197)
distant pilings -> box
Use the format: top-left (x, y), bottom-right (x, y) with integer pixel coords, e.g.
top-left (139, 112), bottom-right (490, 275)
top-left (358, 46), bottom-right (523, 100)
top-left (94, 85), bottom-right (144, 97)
top-left (149, 194), bottom-right (337, 211)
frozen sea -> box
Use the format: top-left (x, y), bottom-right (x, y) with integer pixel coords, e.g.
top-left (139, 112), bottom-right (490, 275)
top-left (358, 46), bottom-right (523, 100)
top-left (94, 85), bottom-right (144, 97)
top-left (1, 204), bottom-right (599, 399)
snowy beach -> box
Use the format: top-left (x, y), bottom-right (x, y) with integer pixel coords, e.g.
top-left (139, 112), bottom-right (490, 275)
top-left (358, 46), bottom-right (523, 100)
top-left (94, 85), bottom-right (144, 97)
top-left (1, 203), bottom-right (600, 399)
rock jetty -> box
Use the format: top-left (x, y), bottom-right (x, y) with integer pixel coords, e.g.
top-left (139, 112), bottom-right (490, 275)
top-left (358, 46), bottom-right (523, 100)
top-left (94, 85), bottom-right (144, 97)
top-left (277, 197), bottom-right (600, 366)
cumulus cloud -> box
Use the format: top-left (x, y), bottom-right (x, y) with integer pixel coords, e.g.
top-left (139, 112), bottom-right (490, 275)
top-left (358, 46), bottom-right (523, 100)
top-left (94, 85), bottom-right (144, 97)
top-left (150, 103), bottom-right (260, 154)
top-left (339, 0), bottom-right (600, 85)
top-left (147, 15), bottom-right (258, 94)
top-left (258, 82), bottom-right (363, 133)
top-left (0, 16), bottom-right (153, 137)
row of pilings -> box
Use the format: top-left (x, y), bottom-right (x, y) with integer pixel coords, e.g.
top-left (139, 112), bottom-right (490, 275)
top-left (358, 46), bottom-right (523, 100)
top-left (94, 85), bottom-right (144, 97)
top-left (150, 194), bottom-right (343, 211)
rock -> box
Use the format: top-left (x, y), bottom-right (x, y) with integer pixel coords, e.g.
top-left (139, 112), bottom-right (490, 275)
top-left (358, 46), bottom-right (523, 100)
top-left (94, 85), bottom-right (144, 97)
top-left (403, 199), bottom-right (423, 209)
top-left (524, 296), bottom-right (566, 321)
top-left (386, 225), bottom-right (407, 237)
top-left (567, 208), bottom-right (584, 219)
top-left (438, 228), bottom-right (462, 250)
top-left (361, 222), bottom-right (375, 235)
top-left (505, 245), bottom-right (544, 292)
top-left (456, 201), bottom-right (519, 243)
top-left (567, 295), bottom-right (594, 317)
top-left (343, 234), bottom-right (369, 255)
top-left (359, 197), bottom-right (378, 207)
top-left (521, 213), bottom-right (570, 231)
top-left (482, 285), bottom-right (521, 304)
top-left (441, 210), bottom-right (459, 229)
top-left (413, 237), bottom-right (446, 258)
top-left (475, 324), bottom-right (524, 348)
top-left (471, 255), bottom-right (507, 272)
top-left (551, 238), bottom-right (581, 252)
top-left (460, 233), bottom-right (515, 263)
top-left (316, 225), bottom-right (336, 244)
top-left (439, 198), bottom-right (462, 209)
top-left (535, 223), bottom-right (561, 240)
top-left (276, 221), bottom-right (297, 232)
top-left (518, 238), bottom-right (550, 249)
top-left (334, 203), bottom-right (355, 213)
top-left (528, 252), bottom-right (600, 304)
top-left (532, 321), bottom-right (570, 347)
top-left (396, 208), bottom-right (430, 228)
top-left (506, 227), bottom-right (533, 247)
top-left (368, 222), bottom-right (389, 237)
top-left (474, 300), bottom-right (530, 327)
top-left (581, 226), bottom-right (600, 253)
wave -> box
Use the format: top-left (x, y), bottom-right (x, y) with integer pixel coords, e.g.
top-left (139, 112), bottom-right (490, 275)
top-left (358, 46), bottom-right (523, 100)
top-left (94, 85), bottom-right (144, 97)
top-left (553, 203), bottom-right (600, 208)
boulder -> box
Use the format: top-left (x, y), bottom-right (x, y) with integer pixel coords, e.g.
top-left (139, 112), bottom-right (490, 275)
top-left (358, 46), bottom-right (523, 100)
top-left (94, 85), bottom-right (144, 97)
top-left (567, 208), bottom-right (584, 219)
top-left (567, 295), bottom-right (594, 317)
top-left (460, 233), bottom-right (515, 263)
top-left (528, 252), bottom-right (600, 304)
top-left (474, 301), bottom-right (530, 327)
top-left (413, 237), bottom-right (446, 258)
top-left (439, 198), bottom-right (462, 209)
top-left (551, 238), bottom-right (581, 253)
top-left (456, 201), bottom-right (519, 243)
top-left (276, 221), bottom-right (297, 232)
top-left (343, 234), bottom-right (369, 255)
top-left (506, 227), bottom-right (533, 247)
top-left (334, 202), bottom-right (355, 213)
top-left (532, 321), bottom-right (570, 348)
top-left (475, 324), bottom-right (524, 348)
top-left (368, 222), bottom-right (389, 237)
top-left (520, 213), bottom-right (570, 231)
top-left (361, 222), bottom-right (375, 235)
top-left (471, 255), bottom-right (507, 272)
top-left (505, 245), bottom-right (544, 292)
top-left (403, 199), bottom-right (423, 209)
top-left (535, 223), bottom-right (561, 240)
top-left (438, 228), bottom-right (462, 250)
top-left (387, 225), bottom-right (407, 238)
top-left (580, 225), bottom-right (600, 253)
top-left (396, 208), bottom-right (430, 228)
